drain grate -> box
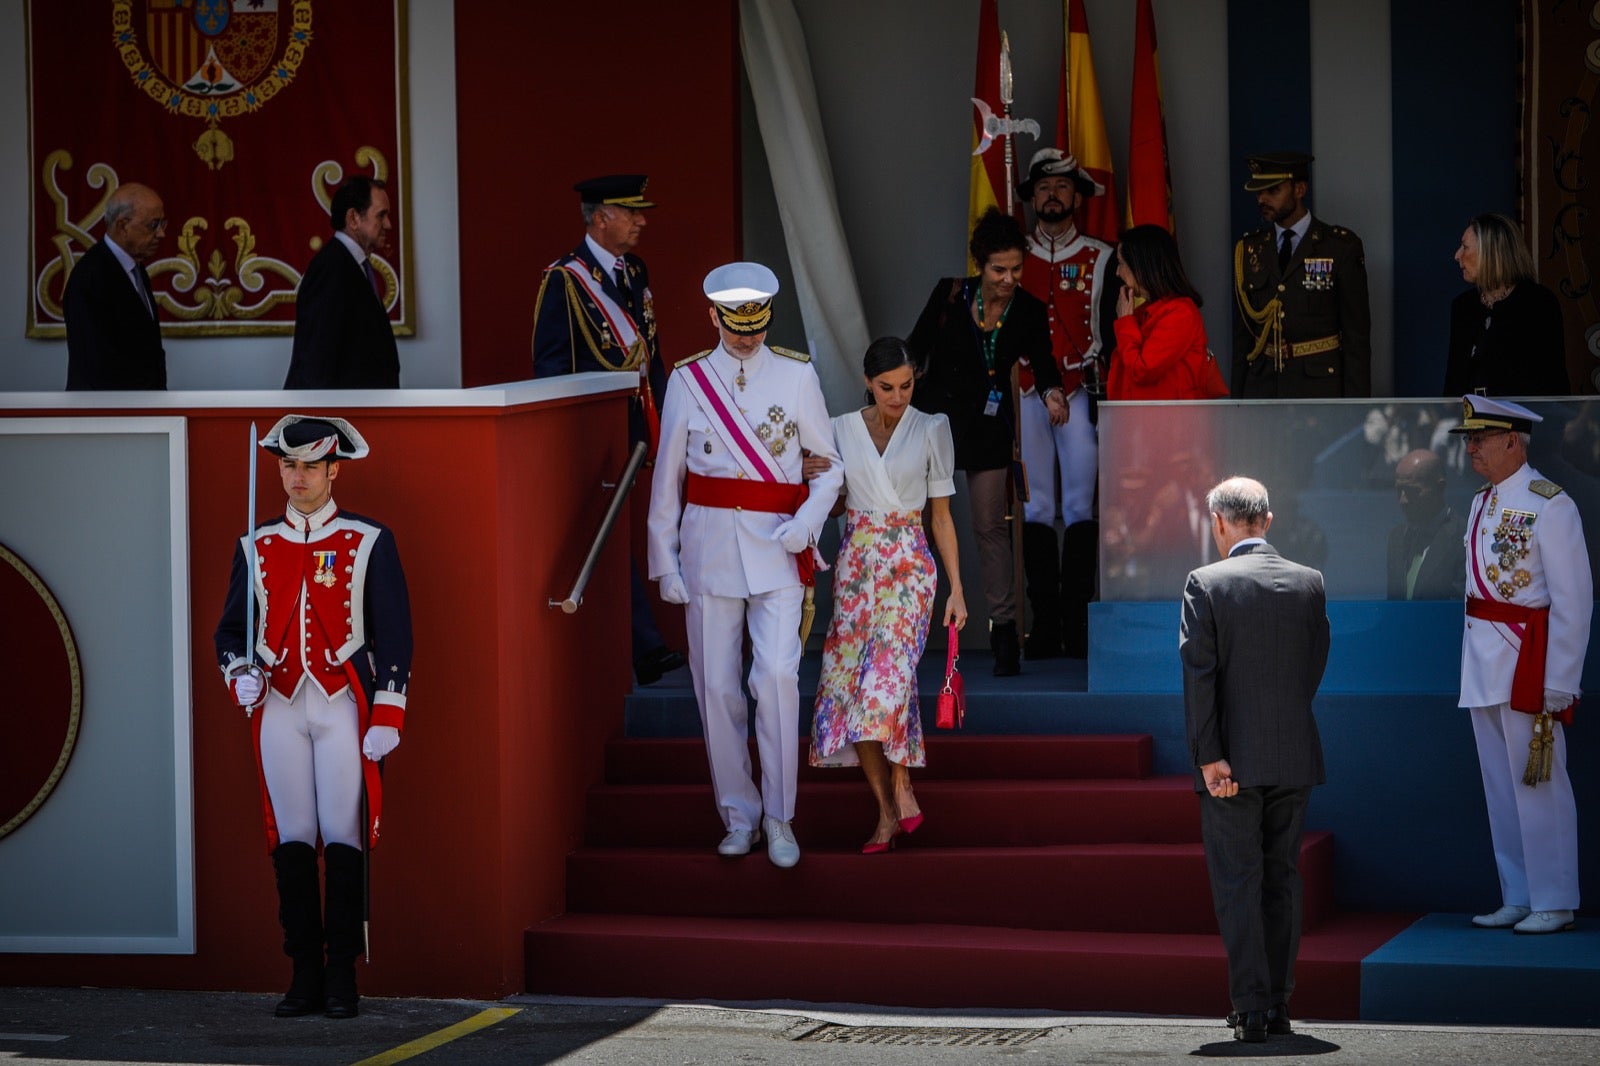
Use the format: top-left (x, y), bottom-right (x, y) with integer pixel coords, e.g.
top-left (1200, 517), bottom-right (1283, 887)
top-left (794, 1023), bottom-right (1048, 1047)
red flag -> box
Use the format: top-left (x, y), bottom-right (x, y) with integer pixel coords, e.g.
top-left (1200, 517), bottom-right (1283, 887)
top-left (968, 0), bottom-right (1007, 268)
top-left (1126, 0), bottom-right (1175, 232)
top-left (1057, 0), bottom-right (1119, 242)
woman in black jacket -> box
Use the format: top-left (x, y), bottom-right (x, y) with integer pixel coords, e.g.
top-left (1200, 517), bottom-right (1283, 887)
top-left (1443, 213), bottom-right (1569, 397)
top-left (909, 209), bottom-right (1067, 675)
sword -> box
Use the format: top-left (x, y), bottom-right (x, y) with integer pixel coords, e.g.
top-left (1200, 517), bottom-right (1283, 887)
top-left (240, 421), bottom-right (265, 718)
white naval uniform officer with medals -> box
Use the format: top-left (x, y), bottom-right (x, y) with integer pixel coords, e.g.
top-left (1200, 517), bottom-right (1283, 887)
top-left (647, 262), bottom-right (843, 867)
top-left (1451, 396), bottom-right (1591, 935)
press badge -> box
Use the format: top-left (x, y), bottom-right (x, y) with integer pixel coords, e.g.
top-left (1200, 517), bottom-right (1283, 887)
top-left (983, 388), bottom-right (1001, 416)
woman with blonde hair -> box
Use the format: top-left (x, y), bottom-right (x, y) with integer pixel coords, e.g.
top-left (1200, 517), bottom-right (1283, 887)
top-left (1443, 213), bottom-right (1568, 396)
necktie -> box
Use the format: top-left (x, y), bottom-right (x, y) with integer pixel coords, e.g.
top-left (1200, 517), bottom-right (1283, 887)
top-left (363, 259), bottom-right (382, 300)
top-left (1277, 230), bottom-right (1294, 273)
top-left (613, 257), bottom-right (629, 296)
top-left (131, 264), bottom-right (154, 318)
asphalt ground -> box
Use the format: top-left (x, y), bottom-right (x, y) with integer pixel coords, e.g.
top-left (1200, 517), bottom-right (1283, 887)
top-left (4, 988), bottom-right (1600, 1065)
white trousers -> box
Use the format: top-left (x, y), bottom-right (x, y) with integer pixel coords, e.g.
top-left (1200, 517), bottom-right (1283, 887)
top-left (1020, 388), bottom-right (1097, 525)
top-left (685, 586), bottom-right (804, 829)
top-left (1470, 704), bottom-right (1580, 911)
top-left (261, 684), bottom-right (364, 849)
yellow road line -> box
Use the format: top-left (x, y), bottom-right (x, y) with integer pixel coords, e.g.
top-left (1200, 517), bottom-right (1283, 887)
top-left (350, 1007), bottom-right (522, 1066)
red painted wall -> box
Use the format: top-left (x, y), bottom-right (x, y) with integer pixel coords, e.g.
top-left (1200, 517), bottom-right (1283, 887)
top-left (0, 393), bottom-right (634, 998)
top-left (454, 1), bottom-right (742, 389)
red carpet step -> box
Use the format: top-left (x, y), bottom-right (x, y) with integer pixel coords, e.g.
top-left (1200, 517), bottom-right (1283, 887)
top-left (525, 910), bottom-right (1418, 1020)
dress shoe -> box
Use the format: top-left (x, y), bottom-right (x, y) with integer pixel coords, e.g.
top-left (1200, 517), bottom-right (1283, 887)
top-left (1513, 909), bottom-right (1576, 934)
top-left (764, 817), bottom-right (800, 868)
top-left (1266, 1003), bottom-right (1292, 1035)
top-left (1471, 903), bottom-right (1532, 928)
top-left (274, 989), bottom-right (323, 1018)
top-left (898, 812), bottom-right (924, 835)
top-left (323, 993), bottom-right (359, 1019)
top-left (1232, 1009), bottom-right (1267, 1043)
top-left (716, 827), bottom-right (761, 856)
top-left (990, 620), bottom-right (1021, 677)
top-left (861, 836), bottom-right (897, 855)
top-left (634, 646), bottom-right (687, 686)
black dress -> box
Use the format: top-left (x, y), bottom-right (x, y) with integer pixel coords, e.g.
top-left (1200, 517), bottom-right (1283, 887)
top-left (1442, 281), bottom-right (1568, 397)
top-left (907, 276), bottom-right (1058, 472)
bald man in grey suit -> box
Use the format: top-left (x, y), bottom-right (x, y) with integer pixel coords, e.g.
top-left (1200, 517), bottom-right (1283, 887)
top-left (1179, 477), bottom-right (1329, 1044)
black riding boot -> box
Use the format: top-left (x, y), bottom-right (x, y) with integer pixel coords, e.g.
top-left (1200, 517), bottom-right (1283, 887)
top-left (271, 841), bottom-right (324, 1017)
top-left (322, 842), bottom-right (364, 1019)
top-left (990, 619), bottom-right (1021, 677)
top-left (1022, 522), bottom-right (1063, 659)
top-left (1061, 520), bottom-right (1099, 659)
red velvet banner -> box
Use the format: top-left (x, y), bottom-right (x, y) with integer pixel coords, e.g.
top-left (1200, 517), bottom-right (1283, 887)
top-left (27, 0), bottom-right (410, 338)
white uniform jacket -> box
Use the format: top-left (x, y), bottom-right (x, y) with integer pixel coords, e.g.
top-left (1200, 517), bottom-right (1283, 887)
top-left (648, 343), bottom-right (843, 598)
top-left (1459, 462), bottom-right (1592, 708)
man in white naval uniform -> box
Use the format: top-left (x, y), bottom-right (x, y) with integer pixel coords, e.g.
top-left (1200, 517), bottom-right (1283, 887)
top-left (647, 262), bottom-right (843, 867)
top-left (1451, 396), bottom-right (1591, 934)
top-left (1015, 149), bottom-right (1117, 659)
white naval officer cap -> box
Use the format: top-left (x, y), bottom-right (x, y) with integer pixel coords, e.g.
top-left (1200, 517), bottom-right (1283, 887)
top-left (260, 414), bottom-right (371, 461)
top-left (1448, 395), bottom-right (1543, 435)
top-left (703, 261), bottom-right (780, 335)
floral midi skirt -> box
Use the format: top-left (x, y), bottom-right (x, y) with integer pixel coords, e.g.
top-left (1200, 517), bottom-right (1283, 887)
top-left (810, 510), bottom-right (936, 768)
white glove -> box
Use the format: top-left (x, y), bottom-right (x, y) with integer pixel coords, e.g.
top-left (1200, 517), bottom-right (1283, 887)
top-left (658, 573), bottom-right (689, 605)
top-left (362, 725), bottom-right (401, 761)
top-left (772, 518), bottom-right (810, 554)
top-left (232, 672), bottom-right (263, 707)
top-left (1544, 689), bottom-right (1576, 714)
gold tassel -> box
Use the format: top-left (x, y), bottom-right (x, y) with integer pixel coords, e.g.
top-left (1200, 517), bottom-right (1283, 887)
top-left (1523, 711), bottom-right (1554, 787)
top-left (799, 586), bottom-right (816, 646)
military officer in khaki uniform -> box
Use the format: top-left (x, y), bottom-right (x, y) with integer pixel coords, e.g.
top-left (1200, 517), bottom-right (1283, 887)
top-left (1232, 152), bottom-right (1371, 398)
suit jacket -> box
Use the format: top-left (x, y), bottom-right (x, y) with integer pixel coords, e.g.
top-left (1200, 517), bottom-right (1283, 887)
top-left (531, 240), bottom-right (665, 444)
top-left (63, 239), bottom-right (166, 390)
top-left (1385, 506), bottom-right (1466, 601)
top-left (1232, 216), bottom-right (1370, 398)
top-left (1179, 542), bottom-right (1329, 792)
top-left (283, 239), bottom-right (399, 389)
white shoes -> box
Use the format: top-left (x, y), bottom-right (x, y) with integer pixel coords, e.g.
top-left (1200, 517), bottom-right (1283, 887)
top-left (716, 827), bottom-right (761, 856)
top-left (763, 816), bottom-right (800, 868)
top-left (1513, 909), bottom-right (1576, 935)
top-left (1471, 904), bottom-right (1531, 928)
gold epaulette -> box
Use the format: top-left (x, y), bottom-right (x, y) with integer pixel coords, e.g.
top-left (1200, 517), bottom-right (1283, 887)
top-left (674, 349), bottom-right (713, 369)
top-left (771, 345), bottom-right (811, 363)
top-left (1530, 479), bottom-right (1564, 499)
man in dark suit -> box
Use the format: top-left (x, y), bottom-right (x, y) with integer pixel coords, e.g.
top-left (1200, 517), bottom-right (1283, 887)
top-left (63, 182), bottom-right (168, 390)
top-left (283, 176), bottom-right (400, 389)
top-left (533, 174), bottom-right (683, 686)
top-left (1232, 152), bottom-right (1371, 398)
top-left (1386, 448), bottom-right (1466, 600)
top-left (1179, 476), bottom-right (1330, 1043)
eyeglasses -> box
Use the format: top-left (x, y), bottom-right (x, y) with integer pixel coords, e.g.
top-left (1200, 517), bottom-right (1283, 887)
top-left (142, 217), bottom-right (168, 232)
top-left (1462, 429), bottom-right (1508, 447)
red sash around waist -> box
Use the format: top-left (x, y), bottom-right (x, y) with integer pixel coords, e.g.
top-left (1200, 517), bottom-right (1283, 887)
top-left (685, 473), bottom-right (814, 586)
top-left (1465, 597), bottom-right (1569, 724)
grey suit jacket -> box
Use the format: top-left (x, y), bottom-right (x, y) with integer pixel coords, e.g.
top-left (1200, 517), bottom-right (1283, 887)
top-left (1179, 542), bottom-right (1330, 792)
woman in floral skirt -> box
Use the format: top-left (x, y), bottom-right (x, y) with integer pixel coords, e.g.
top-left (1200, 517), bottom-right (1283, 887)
top-left (810, 336), bottom-right (968, 853)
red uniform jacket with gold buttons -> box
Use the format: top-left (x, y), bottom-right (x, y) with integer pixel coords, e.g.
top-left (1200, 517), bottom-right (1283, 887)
top-left (1019, 228), bottom-right (1117, 394)
top-left (215, 502), bottom-right (412, 849)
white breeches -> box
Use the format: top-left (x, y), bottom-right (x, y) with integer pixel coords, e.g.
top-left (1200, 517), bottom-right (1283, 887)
top-left (1470, 704), bottom-right (1580, 911)
top-left (261, 685), bottom-right (364, 849)
top-left (685, 586), bottom-right (804, 829)
top-left (1020, 388), bottom-right (1097, 525)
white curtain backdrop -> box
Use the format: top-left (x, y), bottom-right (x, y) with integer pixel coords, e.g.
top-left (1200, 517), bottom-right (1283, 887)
top-left (740, 0), bottom-right (870, 411)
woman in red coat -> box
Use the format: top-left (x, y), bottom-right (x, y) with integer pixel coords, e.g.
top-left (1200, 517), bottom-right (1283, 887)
top-left (1106, 225), bottom-right (1222, 401)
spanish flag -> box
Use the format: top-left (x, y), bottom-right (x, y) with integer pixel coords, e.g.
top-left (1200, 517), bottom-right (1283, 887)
top-left (1057, 0), bottom-right (1118, 242)
top-left (1126, 0), bottom-right (1175, 232)
top-left (968, 0), bottom-right (1007, 269)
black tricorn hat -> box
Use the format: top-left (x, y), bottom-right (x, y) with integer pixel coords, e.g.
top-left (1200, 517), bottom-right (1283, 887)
top-left (260, 415), bottom-right (370, 461)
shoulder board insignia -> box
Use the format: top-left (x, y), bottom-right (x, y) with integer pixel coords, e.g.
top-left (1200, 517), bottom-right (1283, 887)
top-left (1332, 226), bottom-right (1354, 238)
top-left (1530, 479), bottom-right (1564, 499)
top-left (771, 346), bottom-right (812, 363)
top-left (674, 349), bottom-right (713, 369)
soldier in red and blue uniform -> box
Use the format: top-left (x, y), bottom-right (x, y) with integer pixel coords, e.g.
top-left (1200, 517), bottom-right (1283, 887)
top-left (214, 414), bottom-right (412, 1020)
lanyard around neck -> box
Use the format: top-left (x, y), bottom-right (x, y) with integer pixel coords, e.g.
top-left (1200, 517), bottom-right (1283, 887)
top-left (974, 288), bottom-right (1012, 374)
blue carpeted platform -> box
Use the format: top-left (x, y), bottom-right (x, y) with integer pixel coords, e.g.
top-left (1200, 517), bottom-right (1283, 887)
top-left (1362, 912), bottom-right (1600, 1027)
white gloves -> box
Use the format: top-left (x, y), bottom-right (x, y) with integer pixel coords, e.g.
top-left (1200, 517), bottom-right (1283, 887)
top-left (231, 671), bottom-right (263, 707)
top-left (363, 725), bottom-right (401, 761)
top-left (772, 518), bottom-right (811, 554)
top-left (1544, 689), bottom-right (1576, 714)
top-left (658, 573), bottom-right (689, 605)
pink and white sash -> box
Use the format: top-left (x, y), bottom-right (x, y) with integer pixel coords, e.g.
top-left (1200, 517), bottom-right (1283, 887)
top-left (557, 259), bottom-right (644, 368)
top-left (680, 355), bottom-right (786, 483)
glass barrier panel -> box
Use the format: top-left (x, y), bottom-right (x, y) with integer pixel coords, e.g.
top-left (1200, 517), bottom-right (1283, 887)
top-left (1097, 398), bottom-right (1600, 601)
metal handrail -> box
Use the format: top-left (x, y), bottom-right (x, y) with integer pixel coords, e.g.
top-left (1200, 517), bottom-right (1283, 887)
top-left (550, 440), bottom-right (648, 614)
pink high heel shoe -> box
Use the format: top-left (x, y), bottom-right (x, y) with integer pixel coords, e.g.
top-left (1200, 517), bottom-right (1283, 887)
top-left (898, 812), bottom-right (925, 835)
